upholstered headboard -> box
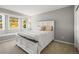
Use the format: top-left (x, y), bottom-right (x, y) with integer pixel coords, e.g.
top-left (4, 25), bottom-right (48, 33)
top-left (37, 21), bottom-right (54, 31)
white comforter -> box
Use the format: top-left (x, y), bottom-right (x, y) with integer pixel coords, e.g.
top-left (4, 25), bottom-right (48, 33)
top-left (16, 30), bottom-right (54, 53)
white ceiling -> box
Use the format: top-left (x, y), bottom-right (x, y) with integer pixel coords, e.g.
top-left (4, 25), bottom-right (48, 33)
top-left (0, 5), bottom-right (70, 16)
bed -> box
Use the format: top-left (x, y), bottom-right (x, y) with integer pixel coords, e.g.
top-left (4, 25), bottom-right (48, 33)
top-left (16, 21), bottom-right (54, 54)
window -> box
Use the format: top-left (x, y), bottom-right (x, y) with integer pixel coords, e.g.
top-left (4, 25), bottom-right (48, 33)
top-left (22, 19), bottom-right (26, 28)
top-left (9, 17), bottom-right (18, 29)
top-left (27, 16), bottom-right (32, 30)
top-left (0, 15), bottom-right (2, 29)
top-left (0, 15), bottom-right (5, 30)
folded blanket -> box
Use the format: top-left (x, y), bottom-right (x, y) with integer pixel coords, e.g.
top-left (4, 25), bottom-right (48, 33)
top-left (18, 34), bottom-right (38, 43)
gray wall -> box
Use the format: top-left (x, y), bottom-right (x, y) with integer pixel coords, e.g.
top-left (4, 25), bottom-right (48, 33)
top-left (32, 6), bottom-right (74, 43)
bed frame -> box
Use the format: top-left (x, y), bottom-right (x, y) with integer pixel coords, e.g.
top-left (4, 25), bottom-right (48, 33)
top-left (16, 21), bottom-right (54, 54)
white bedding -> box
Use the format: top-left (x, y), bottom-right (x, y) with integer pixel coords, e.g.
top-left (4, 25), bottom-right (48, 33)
top-left (16, 30), bottom-right (54, 54)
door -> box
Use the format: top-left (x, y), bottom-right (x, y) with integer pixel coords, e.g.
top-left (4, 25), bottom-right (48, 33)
top-left (75, 5), bottom-right (79, 50)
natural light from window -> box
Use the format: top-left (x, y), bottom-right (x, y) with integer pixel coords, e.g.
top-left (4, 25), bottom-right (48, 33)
top-left (0, 14), bottom-right (5, 30)
top-left (8, 17), bottom-right (19, 30)
top-left (22, 19), bottom-right (26, 29)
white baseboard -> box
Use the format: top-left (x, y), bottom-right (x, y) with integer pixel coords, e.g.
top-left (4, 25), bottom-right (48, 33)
top-left (0, 33), bottom-right (17, 37)
top-left (54, 39), bottom-right (74, 45)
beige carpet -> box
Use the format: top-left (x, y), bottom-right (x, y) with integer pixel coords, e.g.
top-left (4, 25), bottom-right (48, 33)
top-left (0, 38), bottom-right (78, 54)
top-left (41, 41), bottom-right (78, 54)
